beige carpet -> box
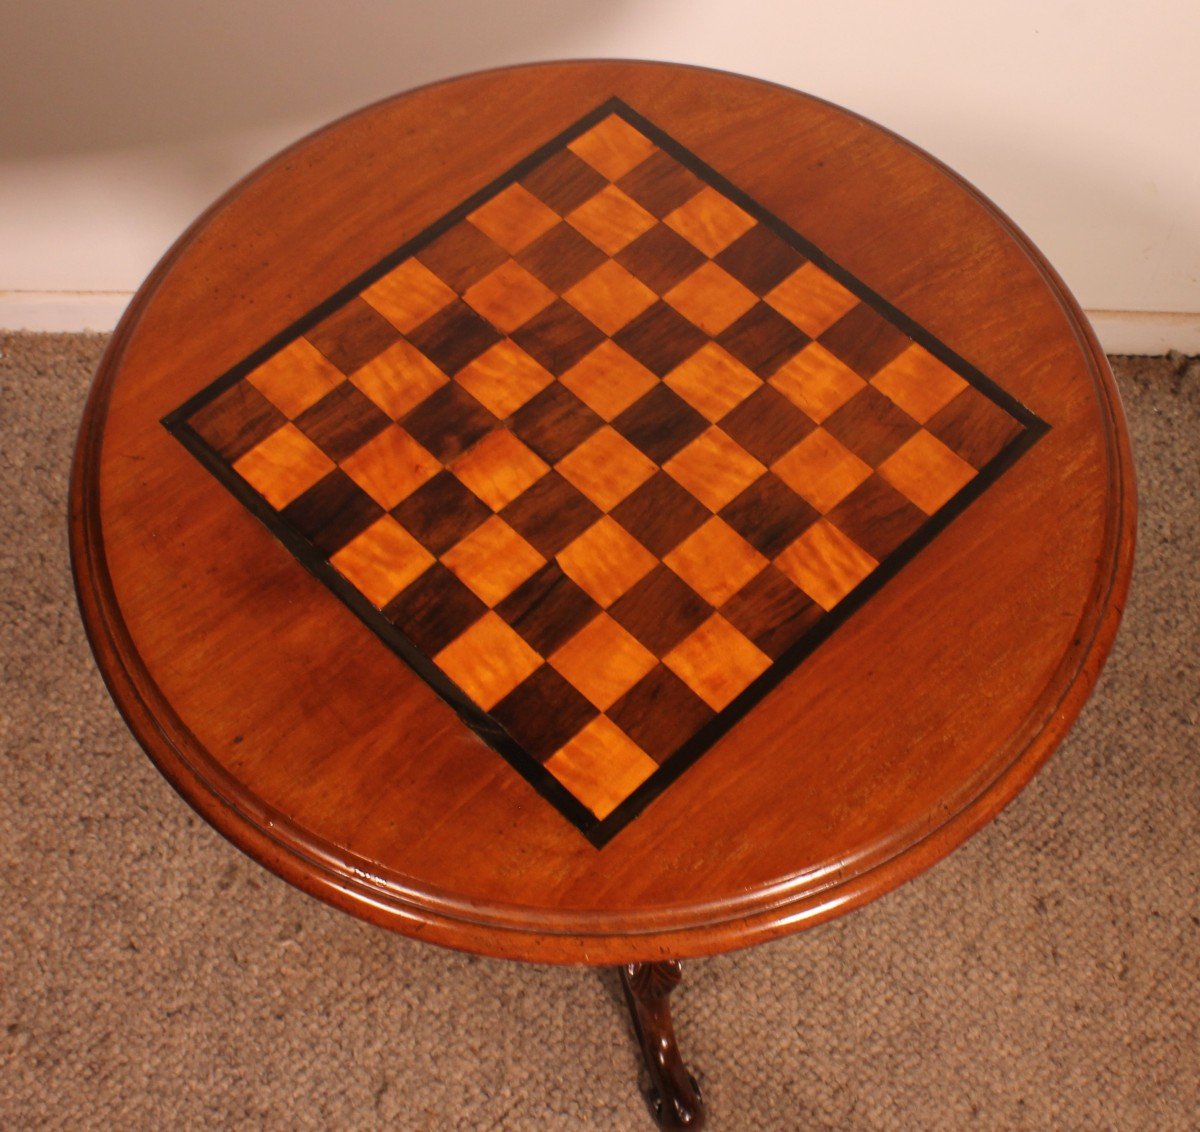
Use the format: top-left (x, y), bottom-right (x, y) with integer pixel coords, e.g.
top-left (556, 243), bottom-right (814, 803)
top-left (1, 334), bottom-right (1196, 1130)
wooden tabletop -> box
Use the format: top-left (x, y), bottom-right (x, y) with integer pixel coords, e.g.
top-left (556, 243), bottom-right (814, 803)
top-left (71, 61), bottom-right (1135, 965)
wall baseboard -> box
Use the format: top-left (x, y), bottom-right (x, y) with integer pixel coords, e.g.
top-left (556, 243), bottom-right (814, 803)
top-left (2, 291), bottom-right (1197, 356)
top-left (0, 292), bottom-right (134, 334)
top-left (1084, 309), bottom-right (1200, 355)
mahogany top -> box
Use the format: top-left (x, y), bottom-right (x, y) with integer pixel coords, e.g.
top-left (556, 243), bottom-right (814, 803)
top-left (71, 61), bottom-right (1135, 964)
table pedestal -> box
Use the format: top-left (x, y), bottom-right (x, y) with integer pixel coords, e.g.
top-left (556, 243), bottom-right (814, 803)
top-left (620, 961), bottom-right (705, 1129)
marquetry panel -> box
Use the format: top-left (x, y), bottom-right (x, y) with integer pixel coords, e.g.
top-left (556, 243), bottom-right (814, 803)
top-left (166, 100), bottom-right (1043, 845)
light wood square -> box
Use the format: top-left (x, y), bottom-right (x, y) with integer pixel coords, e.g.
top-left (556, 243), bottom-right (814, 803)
top-left (450, 429), bottom-right (550, 511)
top-left (567, 115), bottom-right (657, 180)
top-left (566, 185), bottom-right (657, 255)
top-left (233, 423), bottom-right (335, 509)
top-left (340, 424), bottom-right (440, 509)
top-left (441, 516), bottom-right (546, 606)
top-left (769, 343), bottom-right (866, 422)
top-left (664, 613), bottom-right (771, 711)
top-left (350, 338), bottom-right (448, 419)
top-left (549, 613), bottom-right (658, 711)
top-left (557, 516), bottom-right (657, 607)
top-left (462, 259), bottom-right (556, 333)
top-left (663, 426), bottom-right (767, 511)
top-left (563, 260), bottom-right (657, 335)
top-left (330, 515), bottom-right (435, 608)
top-left (467, 184), bottom-right (560, 254)
top-left (663, 187), bottom-right (755, 257)
top-left (664, 342), bottom-right (762, 421)
top-left (433, 611), bottom-right (542, 710)
top-left (246, 337), bottom-right (345, 419)
top-left (556, 425), bottom-right (657, 511)
top-left (362, 258), bottom-right (457, 333)
top-left (775, 519), bottom-right (877, 610)
top-left (870, 344), bottom-right (969, 424)
top-left (545, 716), bottom-right (658, 819)
top-left (663, 517), bottom-right (768, 606)
top-left (559, 340), bottom-right (657, 420)
top-left (663, 261), bottom-right (758, 336)
top-left (771, 428), bottom-right (872, 512)
top-left (454, 341), bottom-right (555, 419)
top-left (765, 263), bottom-right (859, 336)
top-left (878, 429), bottom-right (977, 514)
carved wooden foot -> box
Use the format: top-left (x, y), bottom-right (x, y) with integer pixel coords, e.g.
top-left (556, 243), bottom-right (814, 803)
top-left (619, 960), bottom-right (706, 1129)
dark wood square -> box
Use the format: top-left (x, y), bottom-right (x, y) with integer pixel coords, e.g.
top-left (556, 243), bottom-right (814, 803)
top-left (714, 224), bottom-right (806, 294)
top-left (716, 301), bottom-right (810, 377)
top-left (391, 470), bottom-right (491, 555)
top-left (516, 222), bottom-right (609, 292)
top-left (826, 474), bottom-right (927, 561)
top-left (609, 471), bottom-right (711, 557)
top-left (491, 665), bottom-right (600, 763)
top-left (293, 383), bottom-right (390, 463)
top-left (400, 384), bottom-right (498, 463)
top-left (382, 563), bottom-right (489, 656)
top-left (520, 149), bottom-right (608, 215)
top-left (612, 301), bottom-right (708, 378)
top-left (496, 562), bottom-right (602, 658)
top-left (305, 297), bottom-right (400, 376)
top-left (719, 472), bottom-right (819, 558)
top-left (500, 470), bottom-right (603, 557)
top-left (508, 383), bottom-right (604, 464)
top-left (818, 301), bottom-right (911, 377)
top-left (188, 380), bottom-right (285, 461)
top-left (415, 220), bottom-right (509, 291)
top-left (616, 151), bottom-right (705, 218)
top-left (279, 469), bottom-right (383, 555)
top-left (614, 224), bottom-right (707, 294)
top-left (718, 384), bottom-right (816, 465)
top-left (406, 299), bottom-right (503, 377)
top-left (510, 299), bottom-right (606, 376)
top-left (823, 385), bottom-right (922, 466)
top-left (608, 665), bottom-right (715, 765)
top-left (720, 565), bottom-right (823, 659)
top-left (611, 383), bottom-right (709, 464)
top-left (608, 565), bottom-right (712, 655)
top-left (926, 385), bottom-right (1026, 469)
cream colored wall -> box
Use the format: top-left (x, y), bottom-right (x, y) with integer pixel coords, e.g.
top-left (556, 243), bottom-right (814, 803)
top-left (1, 0), bottom-right (1197, 350)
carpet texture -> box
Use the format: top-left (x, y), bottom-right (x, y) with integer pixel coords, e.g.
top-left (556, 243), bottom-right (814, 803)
top-left (1, 334), bottom-right (1196, 1130)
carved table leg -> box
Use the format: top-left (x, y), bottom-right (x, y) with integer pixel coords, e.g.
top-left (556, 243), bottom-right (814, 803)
top-left (619, 960), bottom-right (706, 1129)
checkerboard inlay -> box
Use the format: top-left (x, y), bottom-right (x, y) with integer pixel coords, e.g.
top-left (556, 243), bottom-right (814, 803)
top-left (166, 99), bottom-right (1046, 846)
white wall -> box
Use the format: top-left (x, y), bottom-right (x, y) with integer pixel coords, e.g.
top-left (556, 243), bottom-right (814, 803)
top-left (2, 0), bottom-right (1198, 351)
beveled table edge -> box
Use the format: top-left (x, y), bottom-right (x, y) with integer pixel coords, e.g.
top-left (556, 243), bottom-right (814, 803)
top-left (69, 60), bottom-right (1136, 965)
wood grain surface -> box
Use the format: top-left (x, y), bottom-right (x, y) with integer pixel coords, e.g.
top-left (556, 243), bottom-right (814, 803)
top-left (70, 60), bottom-right (1135, 964)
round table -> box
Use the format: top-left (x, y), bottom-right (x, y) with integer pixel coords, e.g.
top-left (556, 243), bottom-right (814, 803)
top-left (71, 61), bottom-right (1135, 1128)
